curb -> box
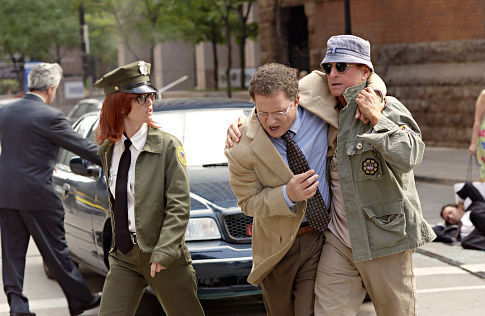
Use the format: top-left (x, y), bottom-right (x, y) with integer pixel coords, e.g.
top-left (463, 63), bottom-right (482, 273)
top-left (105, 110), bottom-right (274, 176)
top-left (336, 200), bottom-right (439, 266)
top-left (414, 176), bottom-right (464, 186)
top-left (415, 248), bottom-right (485, 279)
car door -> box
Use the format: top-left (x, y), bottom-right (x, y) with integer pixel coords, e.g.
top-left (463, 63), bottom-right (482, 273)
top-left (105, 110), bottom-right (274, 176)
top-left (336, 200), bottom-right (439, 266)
top-left (53, 114), bottom-right (100, 268)
top-left (84, 122), bottom-right (111, 272)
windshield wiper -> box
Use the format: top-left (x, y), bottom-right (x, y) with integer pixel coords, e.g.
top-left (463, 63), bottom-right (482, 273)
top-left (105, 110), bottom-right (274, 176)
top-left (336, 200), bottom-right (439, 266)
top-left (202, 163), bottom-right (228, 167)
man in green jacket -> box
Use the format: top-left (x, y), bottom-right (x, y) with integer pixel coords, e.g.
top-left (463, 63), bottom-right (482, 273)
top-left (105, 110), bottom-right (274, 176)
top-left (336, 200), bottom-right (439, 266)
top-left (310, 35), bottom-right (436, 316)
top-left (226, 35), bottom-right (436, 315)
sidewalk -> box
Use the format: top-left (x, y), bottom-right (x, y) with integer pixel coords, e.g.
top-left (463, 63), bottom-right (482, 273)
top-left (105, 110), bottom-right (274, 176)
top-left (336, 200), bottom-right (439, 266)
top-left (415, 146), bottom-right (476, 185)
top-left (414, 146), bottom-right (485, 279)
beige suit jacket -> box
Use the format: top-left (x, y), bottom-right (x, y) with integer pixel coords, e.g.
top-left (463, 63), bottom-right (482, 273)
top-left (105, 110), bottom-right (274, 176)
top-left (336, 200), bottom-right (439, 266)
top-left (224, 71), bottom-right (386, 285)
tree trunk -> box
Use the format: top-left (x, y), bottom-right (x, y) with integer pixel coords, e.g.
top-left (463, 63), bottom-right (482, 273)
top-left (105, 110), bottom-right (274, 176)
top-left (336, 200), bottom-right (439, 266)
top-left (150, 43), bottom-right (156, 87)
top-left (225, 17), bottom-right (232, 98)
top-left (56, 44), bottom-right (62, 64)
top-left (10, 53), bottom-right (25, 93)
top-left (211, 34), bottom-right (219, 90)
top-left (238, 6), bottom-right (247, 89)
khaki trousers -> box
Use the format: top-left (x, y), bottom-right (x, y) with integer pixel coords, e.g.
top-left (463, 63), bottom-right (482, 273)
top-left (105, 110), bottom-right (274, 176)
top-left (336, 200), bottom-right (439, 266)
top-left (99, 245), bottom-right (204, 316)
top-left (261, 230), bottom-right (325, 316)
top-left (314, 231), bottom-right (416, 316)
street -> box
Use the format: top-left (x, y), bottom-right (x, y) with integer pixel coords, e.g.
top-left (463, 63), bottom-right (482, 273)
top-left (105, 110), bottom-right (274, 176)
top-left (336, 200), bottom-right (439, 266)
top-left (1, 181), bottom-right (484, 315)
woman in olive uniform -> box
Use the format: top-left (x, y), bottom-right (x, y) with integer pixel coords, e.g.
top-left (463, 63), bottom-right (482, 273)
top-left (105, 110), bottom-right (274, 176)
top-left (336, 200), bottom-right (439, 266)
top-left (94, 61), bottom-right (204, 316)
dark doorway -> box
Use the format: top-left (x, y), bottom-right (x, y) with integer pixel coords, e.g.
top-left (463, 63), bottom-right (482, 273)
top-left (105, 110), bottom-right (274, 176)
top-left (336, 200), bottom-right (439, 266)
top-left (287, 6), bottom-right (309, 73)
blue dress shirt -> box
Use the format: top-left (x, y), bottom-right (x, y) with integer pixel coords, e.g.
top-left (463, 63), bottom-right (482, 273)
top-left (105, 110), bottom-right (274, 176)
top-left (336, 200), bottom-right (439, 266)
top-left (268, 106), bottom-right (330, 208)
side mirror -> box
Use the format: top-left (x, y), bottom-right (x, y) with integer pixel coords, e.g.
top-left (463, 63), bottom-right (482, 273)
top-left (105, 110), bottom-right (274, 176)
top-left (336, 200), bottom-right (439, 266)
top-left (70, 157), bottom-right (101, 178)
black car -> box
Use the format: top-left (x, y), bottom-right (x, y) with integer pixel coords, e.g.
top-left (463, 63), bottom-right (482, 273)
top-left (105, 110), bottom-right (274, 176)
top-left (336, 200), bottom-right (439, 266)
top-left (52, 98), bottom-right (261, 300)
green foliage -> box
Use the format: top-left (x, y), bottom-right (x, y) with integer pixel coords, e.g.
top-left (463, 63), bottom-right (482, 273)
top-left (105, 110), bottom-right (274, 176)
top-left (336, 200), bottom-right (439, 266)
top-left (233, 2), bottom-right (258, 43)
top-left (0, 0), bottom-right (79, 62)
top-left (84, 1), bottom-right (119, 65)
top-left (0, 0), bottom-right (259, 91)
top-left (98, 0), bottom-right (185, 50)
top-left (178, 0), bottom-right (226, 45)
top-left (0, 79), bottom-right (19, 94)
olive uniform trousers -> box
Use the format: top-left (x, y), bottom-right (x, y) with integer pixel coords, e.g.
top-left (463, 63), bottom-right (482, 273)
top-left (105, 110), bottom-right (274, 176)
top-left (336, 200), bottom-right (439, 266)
top-left (99, 245), bottom-right (204, 316)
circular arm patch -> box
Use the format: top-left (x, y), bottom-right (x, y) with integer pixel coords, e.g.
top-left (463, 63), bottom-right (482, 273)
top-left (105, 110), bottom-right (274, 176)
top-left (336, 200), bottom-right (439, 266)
top-left (177, 145), bottom-right (187, 166)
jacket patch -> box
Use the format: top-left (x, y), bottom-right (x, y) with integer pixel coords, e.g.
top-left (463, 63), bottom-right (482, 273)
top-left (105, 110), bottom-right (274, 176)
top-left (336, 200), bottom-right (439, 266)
top-left (362, 158), bottom-right (379, 175)
top-left (177, 145), bottom-right (187, 166)
top-left (399, 124), bottom-right (417, 136)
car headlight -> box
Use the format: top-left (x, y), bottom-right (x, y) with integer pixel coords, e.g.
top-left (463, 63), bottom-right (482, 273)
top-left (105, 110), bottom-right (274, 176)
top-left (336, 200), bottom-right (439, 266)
top-left (185, 217), bottom-right (221, 241)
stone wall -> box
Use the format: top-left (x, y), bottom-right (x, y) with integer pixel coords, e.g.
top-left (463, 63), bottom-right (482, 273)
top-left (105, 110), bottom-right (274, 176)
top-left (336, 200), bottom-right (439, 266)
top-left (256, 0), bottom-right (485, 147)
top-left (373, 40), bottom-right (485, 147)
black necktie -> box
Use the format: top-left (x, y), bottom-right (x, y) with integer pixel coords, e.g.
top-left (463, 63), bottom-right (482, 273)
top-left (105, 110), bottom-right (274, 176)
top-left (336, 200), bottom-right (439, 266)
top-left (114, 138), bottom-right (133, 254)
top-left (283, 131), bottom-right (331, 232)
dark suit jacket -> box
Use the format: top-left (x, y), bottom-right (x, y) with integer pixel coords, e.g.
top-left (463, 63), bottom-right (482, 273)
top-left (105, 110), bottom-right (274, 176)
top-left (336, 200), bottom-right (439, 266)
top-left (0, 93), bottom-right (101, 211)
top-left (456, 182), bottom-right (485, 250)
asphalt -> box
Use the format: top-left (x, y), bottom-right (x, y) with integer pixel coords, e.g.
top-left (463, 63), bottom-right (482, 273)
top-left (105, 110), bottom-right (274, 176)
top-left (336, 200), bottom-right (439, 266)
top-left (414, 146), bottom-right (485, 279)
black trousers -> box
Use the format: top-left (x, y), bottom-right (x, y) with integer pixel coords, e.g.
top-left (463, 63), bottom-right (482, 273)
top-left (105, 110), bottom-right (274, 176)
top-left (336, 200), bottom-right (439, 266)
top-left (0, 208), bottom-right (94, 313)
top-left (456, 182), bottom-right (485, 250)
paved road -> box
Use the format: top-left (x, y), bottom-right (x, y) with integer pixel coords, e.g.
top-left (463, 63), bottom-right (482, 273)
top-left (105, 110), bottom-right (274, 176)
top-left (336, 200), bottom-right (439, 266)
top-left (1, 182), bottom-right (484, 315)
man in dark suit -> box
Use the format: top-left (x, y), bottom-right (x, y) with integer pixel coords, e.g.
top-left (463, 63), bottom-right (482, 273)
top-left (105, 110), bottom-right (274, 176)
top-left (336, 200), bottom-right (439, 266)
top-left (0, 63), bottom-right (101, 316)
top-left (440, 182), bottom-right (485, 250)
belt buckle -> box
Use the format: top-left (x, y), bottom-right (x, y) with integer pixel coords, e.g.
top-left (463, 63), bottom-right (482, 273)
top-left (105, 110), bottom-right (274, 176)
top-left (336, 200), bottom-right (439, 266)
top-left (130, 232), bottom-right (137, 244)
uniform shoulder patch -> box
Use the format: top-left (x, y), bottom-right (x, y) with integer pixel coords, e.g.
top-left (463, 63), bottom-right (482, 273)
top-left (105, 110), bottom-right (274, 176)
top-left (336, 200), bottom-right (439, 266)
top-left (176, 145), bottom-right (187, 166)
top-left (399, 124), bottom-right (417, 135)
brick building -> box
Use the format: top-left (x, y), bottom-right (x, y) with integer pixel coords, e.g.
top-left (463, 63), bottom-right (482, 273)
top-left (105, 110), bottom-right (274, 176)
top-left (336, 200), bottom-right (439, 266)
top-left (257, 0), bottom-right (485, 147)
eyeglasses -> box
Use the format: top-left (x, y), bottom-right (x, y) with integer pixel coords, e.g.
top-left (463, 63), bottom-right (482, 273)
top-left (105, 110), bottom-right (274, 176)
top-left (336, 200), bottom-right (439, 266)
top-left (134, 93), bottom-right (156, 105)
top-left (321, 62), bottom-right (354, 75)
top-left (255, 102), bottom-right (293, 120)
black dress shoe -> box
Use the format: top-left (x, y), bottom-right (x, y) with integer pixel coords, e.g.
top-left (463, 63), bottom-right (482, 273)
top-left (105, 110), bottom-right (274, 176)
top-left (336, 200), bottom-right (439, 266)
top-left (69, 292), bottom-right (101, 316)
top-left (10, 313), bottom-right (36, 316)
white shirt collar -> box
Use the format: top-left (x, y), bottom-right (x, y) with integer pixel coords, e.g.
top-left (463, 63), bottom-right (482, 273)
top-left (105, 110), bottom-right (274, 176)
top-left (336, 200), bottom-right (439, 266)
top-left (27, 92), bottom-right (46, 103)
top-left (122, 123), bottom-right (148, 152)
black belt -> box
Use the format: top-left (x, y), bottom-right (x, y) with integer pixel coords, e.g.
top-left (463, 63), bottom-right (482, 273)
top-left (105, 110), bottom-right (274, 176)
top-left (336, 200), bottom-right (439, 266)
top-left (130, 232), bottom-right (137, 244)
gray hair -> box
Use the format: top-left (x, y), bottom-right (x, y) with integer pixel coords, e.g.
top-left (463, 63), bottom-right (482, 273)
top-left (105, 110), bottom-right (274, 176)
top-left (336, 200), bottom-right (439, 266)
top-left (28, 63), bottom-right (63, 91)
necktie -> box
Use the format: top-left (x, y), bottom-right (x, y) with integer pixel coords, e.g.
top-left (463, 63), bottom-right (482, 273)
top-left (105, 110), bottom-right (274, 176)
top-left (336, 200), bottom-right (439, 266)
top-left (283, 131), bottom-right (331, 232)
top-left (114, 138), bottom-right (133, 254)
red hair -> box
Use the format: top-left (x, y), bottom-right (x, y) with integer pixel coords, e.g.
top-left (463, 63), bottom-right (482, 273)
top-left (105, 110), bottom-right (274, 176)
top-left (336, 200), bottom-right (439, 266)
top-left (95, 92), bottom-right (157, 145)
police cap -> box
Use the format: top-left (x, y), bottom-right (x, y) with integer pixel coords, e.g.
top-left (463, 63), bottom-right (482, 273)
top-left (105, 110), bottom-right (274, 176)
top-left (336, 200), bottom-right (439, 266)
top-left (94, 61), bottom-right (157, 95)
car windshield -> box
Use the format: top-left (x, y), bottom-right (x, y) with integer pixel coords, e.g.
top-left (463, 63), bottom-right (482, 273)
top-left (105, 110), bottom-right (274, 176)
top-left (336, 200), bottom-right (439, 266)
top-left (153, 107), bottom-right (251, 166)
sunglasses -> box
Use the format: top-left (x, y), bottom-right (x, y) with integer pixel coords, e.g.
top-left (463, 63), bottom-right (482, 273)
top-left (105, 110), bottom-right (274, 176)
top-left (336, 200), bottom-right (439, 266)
top-left (134, 93), bottom-right (156, 105)
top-left (321, 62), bottom-right (354, 75)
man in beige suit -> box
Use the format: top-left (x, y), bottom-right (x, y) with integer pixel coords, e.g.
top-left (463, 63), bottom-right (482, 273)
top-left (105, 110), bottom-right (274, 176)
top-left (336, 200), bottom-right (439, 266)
top-left (225, 63), bottom-right (385, 315)
top-left (225, 63), bottom-right (335, 315)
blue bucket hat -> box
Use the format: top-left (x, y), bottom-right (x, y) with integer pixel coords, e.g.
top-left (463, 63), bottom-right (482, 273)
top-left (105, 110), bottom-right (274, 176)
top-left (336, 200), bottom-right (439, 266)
top-left (320, 35), bottom-right (374, 72)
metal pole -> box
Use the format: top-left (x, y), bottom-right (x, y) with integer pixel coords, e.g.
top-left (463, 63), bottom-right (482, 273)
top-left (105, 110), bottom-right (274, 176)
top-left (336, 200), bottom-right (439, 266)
top-left (345, 0), bottom-right (351, 35)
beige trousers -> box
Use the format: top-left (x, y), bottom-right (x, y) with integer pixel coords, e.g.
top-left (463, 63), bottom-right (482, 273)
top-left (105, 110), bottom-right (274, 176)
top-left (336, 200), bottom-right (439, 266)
top-left (261, 230), bottom-right (325, 316)
top-left (314, 231), bottom-right (416, 316)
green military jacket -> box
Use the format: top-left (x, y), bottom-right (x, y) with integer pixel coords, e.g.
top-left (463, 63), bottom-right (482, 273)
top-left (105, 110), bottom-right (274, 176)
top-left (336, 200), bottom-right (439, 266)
top-left (98, 126), bottom-right (192, 268)
top-left (338, 81), bottom-right (436, 262)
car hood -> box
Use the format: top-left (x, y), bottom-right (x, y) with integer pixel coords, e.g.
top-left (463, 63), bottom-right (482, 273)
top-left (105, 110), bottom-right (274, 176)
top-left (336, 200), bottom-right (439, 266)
top-left (187, 166), bottom-right (238, 209)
